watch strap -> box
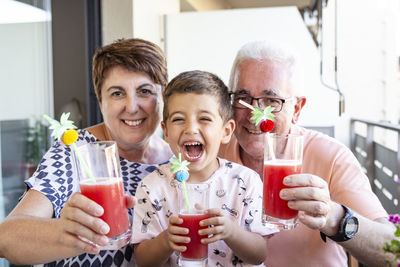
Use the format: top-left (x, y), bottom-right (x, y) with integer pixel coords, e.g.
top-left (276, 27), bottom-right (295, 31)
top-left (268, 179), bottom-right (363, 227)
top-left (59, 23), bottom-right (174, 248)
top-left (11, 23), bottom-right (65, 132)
top-left (320, 205), bottom-right (357, 243)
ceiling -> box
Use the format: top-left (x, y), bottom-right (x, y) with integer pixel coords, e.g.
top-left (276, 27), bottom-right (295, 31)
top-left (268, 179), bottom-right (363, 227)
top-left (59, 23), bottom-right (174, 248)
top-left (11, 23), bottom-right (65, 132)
top-left (180, 0), bottom-right (324, 47)
top-left (180, 0), bottom-right (318, 12)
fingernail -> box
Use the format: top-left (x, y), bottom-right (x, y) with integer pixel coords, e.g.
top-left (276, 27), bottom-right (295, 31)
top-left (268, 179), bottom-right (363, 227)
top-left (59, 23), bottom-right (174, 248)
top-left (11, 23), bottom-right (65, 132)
top-left (280, 190), bottom-right (287, 198)
top-left (101, 224), bottom-right (110, 234)
top-left (284, 177), bottom-right (291, 185)
top-left (94, 207), bottom-right (104, 216)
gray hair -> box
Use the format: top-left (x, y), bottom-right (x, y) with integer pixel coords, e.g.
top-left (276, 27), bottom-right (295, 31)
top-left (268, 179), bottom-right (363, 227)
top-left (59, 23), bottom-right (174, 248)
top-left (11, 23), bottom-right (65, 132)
top-left (229, 40), bottom-right (304, 97)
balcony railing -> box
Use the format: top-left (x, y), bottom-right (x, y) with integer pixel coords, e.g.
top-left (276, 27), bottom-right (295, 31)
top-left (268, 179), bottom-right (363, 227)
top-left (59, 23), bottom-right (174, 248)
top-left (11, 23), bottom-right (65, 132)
top-left (350, 118), bottom-right (400, 214)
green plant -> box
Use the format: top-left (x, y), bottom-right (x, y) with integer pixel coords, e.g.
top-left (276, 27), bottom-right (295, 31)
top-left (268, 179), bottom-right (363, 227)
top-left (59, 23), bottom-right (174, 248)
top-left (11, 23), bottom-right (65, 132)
top-left (383, 214), bottom-right (400, 266)
top-left (26, 119), bottom-right (49, 167)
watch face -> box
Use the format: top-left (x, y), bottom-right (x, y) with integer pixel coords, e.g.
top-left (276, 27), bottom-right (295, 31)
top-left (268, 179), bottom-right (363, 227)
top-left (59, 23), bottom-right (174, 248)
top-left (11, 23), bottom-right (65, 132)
top-left (345, 217), bottom-right (359, 237)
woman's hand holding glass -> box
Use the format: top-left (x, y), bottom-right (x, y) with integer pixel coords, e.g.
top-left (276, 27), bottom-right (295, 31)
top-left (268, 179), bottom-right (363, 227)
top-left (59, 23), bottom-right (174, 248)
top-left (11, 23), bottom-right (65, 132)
top-left (59, 192), bottom-right (109, 254)
top-left (59, 193), bottom-right (136, 255)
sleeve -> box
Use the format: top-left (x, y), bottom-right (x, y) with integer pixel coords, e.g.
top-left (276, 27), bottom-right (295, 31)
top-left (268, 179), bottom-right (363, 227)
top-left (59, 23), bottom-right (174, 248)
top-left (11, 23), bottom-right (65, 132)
top-left (241, 170), bottom-right (279, 236)
top-left (330, 146), bottom-right (388, 219)
top-left (24, 141), bottom-right (80, 218)
top-left (131, 174), bottom-right (166, 244)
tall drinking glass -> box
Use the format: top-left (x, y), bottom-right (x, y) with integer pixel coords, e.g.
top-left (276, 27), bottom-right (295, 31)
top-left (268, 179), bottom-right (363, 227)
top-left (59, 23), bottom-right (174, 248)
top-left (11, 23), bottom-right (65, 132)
top-left (74, 141), bottom-right (131, 250)
top-left (263, 134), bottom-right (303, 230)
top-left (177, 183), bottom-right (210, 267)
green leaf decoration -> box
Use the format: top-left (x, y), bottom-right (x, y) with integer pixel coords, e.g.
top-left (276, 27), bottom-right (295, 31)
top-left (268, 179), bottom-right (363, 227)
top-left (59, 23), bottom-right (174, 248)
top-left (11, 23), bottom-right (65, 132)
top-left (43, 112), bottom-right (77, 141)
top-left (250, 106), bottom-right (276, 126)
top-left (170, 153), bottom-right (190, 174)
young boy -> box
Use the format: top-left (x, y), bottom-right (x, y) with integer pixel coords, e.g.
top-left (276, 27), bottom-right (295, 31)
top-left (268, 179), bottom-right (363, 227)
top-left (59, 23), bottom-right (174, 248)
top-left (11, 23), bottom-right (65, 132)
top-left (132, 70), bottom-right (277, 266)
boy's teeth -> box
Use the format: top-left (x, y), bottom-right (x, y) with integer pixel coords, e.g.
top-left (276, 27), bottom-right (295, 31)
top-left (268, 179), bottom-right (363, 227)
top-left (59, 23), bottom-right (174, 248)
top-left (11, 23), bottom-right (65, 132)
top-left (184, 151), bottom-right (201, 160)
top-left (185, 141), bottom-right (201, 146)
top-left (124, 120), bottom-right (142, 126)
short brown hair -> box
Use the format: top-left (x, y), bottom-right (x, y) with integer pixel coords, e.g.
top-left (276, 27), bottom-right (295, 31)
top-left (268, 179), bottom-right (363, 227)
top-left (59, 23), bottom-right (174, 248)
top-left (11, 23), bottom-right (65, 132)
top-left (92, 38), bottom-right (168, 101)
top-left (163, 70), bottom-right (233, 123)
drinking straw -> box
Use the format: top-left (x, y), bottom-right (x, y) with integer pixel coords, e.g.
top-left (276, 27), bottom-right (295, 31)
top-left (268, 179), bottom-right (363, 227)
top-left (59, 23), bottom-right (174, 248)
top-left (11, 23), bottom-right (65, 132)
top-left (181, 180), bottom-right (190, 213)
top-left (71, 143), bottom-right (96, 183)
top-left (238, 100), bottom-right (276, 161)
top-left (238, 99), bottom-right (255, 111)
top-left (43, 113), bottom-right (96, 183)
top-left (170, 152), bottom-right (191, 213)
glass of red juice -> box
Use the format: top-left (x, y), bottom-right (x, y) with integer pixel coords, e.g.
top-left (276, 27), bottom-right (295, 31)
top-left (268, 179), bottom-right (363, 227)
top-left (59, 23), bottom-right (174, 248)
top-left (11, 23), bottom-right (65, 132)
top-left (263, 134), bottom-right (303, 230)
top-left (177, 183), bottom-right (210, 267)
top-left (75, 141), bottom-right (131, 250)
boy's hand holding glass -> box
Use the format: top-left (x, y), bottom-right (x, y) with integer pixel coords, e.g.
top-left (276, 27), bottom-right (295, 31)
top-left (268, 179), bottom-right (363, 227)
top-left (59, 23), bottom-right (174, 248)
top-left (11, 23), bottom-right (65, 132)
top-left (166, 216), bottom-right (192, 253)
top-left (198, 208), bottom-right (235, 244)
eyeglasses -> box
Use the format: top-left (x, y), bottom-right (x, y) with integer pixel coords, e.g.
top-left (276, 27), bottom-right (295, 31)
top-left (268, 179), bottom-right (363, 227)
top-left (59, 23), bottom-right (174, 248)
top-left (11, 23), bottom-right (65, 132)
top-left (229, 93), bottom-right (293, 113)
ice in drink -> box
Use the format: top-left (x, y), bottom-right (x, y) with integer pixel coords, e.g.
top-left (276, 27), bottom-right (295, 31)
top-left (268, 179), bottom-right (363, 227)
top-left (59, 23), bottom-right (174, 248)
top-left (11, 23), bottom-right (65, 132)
top-left (178, 213), bottom-right (209, 260)
top-left (80, 177), bottom-right (129, 238)
top-left (263, 160), bottom-right (302, 220)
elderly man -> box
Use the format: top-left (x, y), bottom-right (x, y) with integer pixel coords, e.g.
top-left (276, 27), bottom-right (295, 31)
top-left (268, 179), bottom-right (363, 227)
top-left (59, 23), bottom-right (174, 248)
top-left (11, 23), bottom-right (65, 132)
top-left (218, 40), bottom-right (394, 266)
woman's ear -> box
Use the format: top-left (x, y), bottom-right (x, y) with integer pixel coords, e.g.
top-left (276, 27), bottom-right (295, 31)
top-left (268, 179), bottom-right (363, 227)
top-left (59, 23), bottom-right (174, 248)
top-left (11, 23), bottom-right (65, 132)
top-left (161, 121), bottom-right (168, 140)
top-left (221, 119), bottom-right (235, 144)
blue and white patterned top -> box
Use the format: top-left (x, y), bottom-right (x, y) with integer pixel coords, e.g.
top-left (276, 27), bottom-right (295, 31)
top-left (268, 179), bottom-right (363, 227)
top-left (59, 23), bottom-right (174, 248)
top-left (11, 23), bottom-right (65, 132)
top-left (25, 129), bottom-right (168, 267)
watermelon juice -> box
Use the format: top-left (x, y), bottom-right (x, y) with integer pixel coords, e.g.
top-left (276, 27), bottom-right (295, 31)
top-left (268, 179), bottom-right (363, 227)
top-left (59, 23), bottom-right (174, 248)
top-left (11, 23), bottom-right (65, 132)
top-left (263, 160), bottom-right (302, 219)
top-left (178, 213), bottom-right (209, 260)
top-left (80, 177), bottom-right (129, 238)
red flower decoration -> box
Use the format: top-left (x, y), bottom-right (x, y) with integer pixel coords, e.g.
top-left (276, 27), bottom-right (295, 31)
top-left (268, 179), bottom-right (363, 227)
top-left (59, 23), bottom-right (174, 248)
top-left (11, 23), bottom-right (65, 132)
top-left (260, 119), bottom-right (275, 133)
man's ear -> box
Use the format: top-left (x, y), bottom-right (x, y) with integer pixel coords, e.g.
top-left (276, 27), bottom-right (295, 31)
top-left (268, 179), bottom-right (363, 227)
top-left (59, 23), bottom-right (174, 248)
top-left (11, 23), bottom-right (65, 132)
top-left (161, 121), bottom-right (168, 140)
top-left (292, 97), bottom-right (306, 124)
top-left (221, 119), bottom-right (235, 144)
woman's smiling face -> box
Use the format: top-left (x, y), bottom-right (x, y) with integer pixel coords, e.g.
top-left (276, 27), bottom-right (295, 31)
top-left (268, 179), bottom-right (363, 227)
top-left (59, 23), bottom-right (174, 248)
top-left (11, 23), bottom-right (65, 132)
top-left (100, 66), bottom-right (163, 151)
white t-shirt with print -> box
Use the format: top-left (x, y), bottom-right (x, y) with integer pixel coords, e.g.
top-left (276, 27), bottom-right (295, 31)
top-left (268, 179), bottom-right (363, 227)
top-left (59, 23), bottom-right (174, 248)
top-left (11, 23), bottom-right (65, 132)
top-left (132, 158), bottom-right (277, 267)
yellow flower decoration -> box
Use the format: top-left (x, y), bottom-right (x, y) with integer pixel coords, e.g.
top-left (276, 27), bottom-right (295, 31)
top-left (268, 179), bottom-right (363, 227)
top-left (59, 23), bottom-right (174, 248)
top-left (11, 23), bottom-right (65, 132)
top-left (62, 129), bottom-right (79, 145)
top-left (43, 112), bottom-right (78, 145)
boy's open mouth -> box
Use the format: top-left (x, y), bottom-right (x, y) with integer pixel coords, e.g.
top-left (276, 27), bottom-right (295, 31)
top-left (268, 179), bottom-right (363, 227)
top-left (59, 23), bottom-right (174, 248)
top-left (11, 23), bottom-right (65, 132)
top-left (183, 141), bottom-right (204, 161)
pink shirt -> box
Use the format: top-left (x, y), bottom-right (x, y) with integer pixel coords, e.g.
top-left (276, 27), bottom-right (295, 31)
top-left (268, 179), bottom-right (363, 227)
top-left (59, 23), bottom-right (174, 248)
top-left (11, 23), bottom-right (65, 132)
top-left (219, 125), bottom-right (387, 267)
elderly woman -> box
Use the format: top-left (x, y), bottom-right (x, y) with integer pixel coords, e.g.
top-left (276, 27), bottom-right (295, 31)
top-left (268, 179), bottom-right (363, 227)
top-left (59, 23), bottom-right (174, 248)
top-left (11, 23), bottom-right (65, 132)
top-left (0, 38), bottom-right (172, 266)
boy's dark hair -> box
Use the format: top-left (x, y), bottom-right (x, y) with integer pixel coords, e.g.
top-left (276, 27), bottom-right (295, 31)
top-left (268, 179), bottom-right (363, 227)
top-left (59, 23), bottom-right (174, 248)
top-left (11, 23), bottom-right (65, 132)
top-left (92, 38), bottom-right (168, 102)
top-left (163, 70), bottom-right (233, 123)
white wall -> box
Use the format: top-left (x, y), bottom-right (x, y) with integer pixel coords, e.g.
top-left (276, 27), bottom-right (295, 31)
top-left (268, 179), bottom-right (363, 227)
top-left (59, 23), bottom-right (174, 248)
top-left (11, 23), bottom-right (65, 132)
top-left (102, 0), bottom-right (134, 45)
top-left (322, 0), bottom-right (400, 145)
top-left (133, 0), bottom-right (180, 47)
top-left (102, 0), bottom-right (180, 47)
top-left (165, 7), bottom-right (339, 138)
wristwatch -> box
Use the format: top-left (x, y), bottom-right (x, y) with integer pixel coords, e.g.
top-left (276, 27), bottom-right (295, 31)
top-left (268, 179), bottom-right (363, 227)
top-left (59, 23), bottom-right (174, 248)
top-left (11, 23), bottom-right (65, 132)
top-left (320, 205), bottom-right (359, 242)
